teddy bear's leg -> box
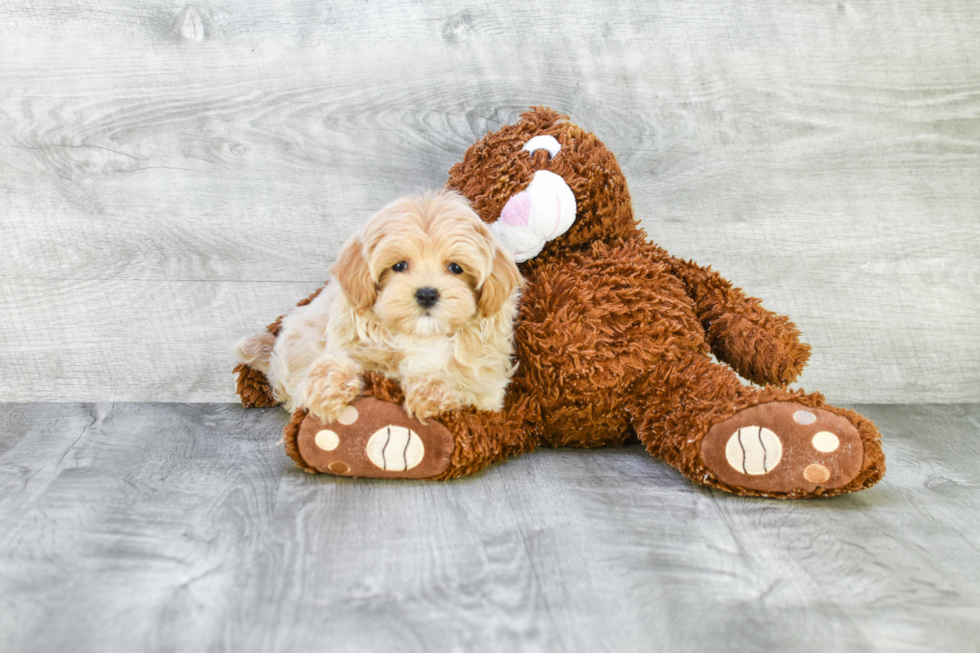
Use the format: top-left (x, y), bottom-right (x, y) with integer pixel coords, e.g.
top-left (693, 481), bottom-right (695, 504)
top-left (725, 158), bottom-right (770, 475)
top-left (627, 353), bottom-right (885, 498)
top-left (282, 373), bottom-right (540, 480)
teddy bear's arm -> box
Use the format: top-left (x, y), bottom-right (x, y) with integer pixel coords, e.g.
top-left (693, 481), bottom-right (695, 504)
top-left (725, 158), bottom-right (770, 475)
top-left (663, 254), bottom-right (811, 387)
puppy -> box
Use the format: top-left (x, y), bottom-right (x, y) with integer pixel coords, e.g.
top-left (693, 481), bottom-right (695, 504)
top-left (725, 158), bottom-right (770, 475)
top-left (235, 190), bottom-right (523, 422)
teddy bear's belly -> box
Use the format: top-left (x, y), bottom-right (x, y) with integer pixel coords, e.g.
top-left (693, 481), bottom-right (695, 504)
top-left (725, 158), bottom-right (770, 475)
top-left (512, 247), bottom-right (709, 447)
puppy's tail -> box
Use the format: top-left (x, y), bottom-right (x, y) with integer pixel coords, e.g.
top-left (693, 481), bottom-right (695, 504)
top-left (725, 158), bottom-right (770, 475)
top-left (234, 331), bottom-right (275, 373)
top-left (234, 331), bottom-right (278, 408)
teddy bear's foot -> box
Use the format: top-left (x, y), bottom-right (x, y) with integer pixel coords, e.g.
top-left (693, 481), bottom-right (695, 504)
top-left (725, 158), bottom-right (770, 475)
top-left (291, 397), bottom-right (454, 479)
top-left (700, 402), bottom-right (866, 496)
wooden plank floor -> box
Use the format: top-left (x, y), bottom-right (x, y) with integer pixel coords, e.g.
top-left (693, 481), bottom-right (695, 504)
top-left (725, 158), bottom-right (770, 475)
top-left (1, 403), bottom-right (978, 653)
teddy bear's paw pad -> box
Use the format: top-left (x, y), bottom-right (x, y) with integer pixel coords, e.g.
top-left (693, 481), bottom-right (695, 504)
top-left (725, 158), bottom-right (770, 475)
top-left (295, 397), bottom-right (454, 479)
top-left (701, 402), bottom-right (863, 495)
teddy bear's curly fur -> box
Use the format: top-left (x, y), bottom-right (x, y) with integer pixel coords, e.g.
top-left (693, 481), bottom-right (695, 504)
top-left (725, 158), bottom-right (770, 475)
top-left (237, 107), bottom-right (885, 499)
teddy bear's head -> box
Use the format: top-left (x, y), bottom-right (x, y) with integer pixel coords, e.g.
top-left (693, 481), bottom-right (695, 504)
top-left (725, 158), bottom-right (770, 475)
top-left (446, 107), bottom-right (638, 264)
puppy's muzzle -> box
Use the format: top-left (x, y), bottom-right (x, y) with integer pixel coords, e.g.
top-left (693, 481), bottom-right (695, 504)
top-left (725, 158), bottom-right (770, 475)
top-left (415, 287), bottom-right (439, 309)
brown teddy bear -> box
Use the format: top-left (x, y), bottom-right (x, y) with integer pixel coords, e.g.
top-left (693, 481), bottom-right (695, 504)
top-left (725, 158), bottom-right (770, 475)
top-left (235, 107), bottom-right (885, 498)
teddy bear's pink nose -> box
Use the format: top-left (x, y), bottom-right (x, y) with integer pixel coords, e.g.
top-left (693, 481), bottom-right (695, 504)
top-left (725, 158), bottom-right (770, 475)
top-left (499, 191), bottom-right (531, 227)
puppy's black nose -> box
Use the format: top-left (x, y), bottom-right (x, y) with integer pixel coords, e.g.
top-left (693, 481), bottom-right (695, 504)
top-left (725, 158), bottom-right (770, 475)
top-left (415, 287), bottom-right (439, 309)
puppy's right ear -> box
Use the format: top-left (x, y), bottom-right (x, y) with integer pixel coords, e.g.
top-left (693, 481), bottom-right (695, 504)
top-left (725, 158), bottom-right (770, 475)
top-left (331, 235), bottom-right (376, 312)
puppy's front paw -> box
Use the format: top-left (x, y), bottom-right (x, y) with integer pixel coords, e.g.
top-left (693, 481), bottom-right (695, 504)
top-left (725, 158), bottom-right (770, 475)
top-left (403, 378), bottom-right (462, 423)
top-left (301, 358), bottom-right (363, 423)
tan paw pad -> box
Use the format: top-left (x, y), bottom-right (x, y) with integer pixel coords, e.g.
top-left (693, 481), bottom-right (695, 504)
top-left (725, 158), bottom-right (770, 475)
top-left (328, 461), bottom-right (350, 475)
top-left (337, 405), bottom-right (359, 425)
top-left (811, 431), bottom-right (840, 453)
top-left (793, 410), bottom-right (817, 425)
top-left (724, 426), bottom-right (782, 474)
top-left (314, 429), bottom-right (339, 451)
top-left (804, 464), bottom-right (831, 483)
top-left (365, 426), bottom-right (425, 472)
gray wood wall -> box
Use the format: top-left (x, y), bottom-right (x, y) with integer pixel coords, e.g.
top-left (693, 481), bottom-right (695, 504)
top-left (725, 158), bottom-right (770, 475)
top-left (1, 0), bottom-right (978, 403)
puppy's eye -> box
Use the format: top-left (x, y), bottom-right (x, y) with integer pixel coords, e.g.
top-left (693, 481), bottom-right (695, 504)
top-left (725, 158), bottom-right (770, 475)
top-left (392, 261), bottom-right (408, 272)
top-left (448, 262), bottom-right (463, 274)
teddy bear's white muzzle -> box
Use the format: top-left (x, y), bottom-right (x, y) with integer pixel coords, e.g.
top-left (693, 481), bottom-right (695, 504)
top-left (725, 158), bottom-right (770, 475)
top-left (489, 170), bottom-right (577, 263)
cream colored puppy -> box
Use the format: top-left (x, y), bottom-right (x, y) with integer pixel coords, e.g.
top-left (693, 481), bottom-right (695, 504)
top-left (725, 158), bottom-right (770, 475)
top-left (236, 191), bottom-right (522, 422)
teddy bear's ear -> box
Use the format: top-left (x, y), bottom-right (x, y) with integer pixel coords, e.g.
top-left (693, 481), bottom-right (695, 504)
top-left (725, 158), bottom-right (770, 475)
top-left (478, 246), bottom-right (523, 318)
top-left (331, 234), bottom-right (376, 312)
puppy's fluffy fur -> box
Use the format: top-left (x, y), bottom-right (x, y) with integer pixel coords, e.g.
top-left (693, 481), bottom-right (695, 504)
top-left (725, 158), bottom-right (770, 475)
top-left (236, 190), bottom-right (522, 422)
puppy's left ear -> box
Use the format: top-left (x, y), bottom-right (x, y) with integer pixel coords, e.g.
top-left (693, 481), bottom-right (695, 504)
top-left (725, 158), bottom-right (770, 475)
top-left (478, 247), bottom-right (523, 318)
top-left (331, 235), bottom-right (376, 312)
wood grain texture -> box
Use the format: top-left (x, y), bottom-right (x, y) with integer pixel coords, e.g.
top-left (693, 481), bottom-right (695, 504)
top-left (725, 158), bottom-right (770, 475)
top-left (0, 0), bottom-right (978, 402)
top-left (0, 402), bottom-right (978, 652)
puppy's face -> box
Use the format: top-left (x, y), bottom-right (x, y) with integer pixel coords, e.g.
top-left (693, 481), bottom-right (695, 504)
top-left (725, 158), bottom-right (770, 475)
top-left (332, 192), bottom-right (521, 338)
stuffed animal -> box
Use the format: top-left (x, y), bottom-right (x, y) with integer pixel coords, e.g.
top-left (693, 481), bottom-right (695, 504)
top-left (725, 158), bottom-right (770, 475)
top-left (235, 107), bottom-right (885, 498)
